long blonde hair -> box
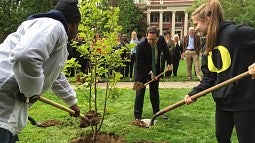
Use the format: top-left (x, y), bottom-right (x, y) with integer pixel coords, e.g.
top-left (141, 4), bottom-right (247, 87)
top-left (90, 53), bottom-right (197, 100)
top-left (192, 0), bottom-right (224, 55)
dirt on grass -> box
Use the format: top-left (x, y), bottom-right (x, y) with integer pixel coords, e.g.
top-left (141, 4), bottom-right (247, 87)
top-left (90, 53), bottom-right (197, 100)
top-left (71, 132), bottom-right (168, 143)
top-left (38, 119), bottom-right (62, 127)
top-left (72, 132), bottom-right (124, 143)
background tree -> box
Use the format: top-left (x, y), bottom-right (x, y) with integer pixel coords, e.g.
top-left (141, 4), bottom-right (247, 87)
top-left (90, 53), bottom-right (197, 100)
top-left (67, 0), bottom-right (132, 142)
top-left (188, 0), bottom-right (255, 27)
top-left (221, 0), bottom-right (255, 26)
top-left (110, 0), bottom-right (147, 38)
top-left (0, 0), bottom-right (57, 42)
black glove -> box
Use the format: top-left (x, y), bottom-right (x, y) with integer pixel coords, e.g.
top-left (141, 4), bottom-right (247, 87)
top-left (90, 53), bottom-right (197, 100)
top-left (18, 92), bottom-right (40, 103)
top-left (69, 104), bottom-right (80, 117)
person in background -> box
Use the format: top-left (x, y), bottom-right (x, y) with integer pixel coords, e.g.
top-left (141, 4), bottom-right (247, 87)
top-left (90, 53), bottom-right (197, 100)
top-left (121, 34), bottom-right (130, 78)
top-left (161, 30), bottom-right (174, 78)
top-left (92, 33), bottom-right (105, 82)
top-left (183, 27), bottom-right (202, 80)
top-left (133, 26), bottom-right (172, 126)
top-left (114, 34), bottom-right (122, 49)
top-left (67, 33), bottom-right (89, 78)
top-left (0, 0), bottom-right (82, 142)
top-left (129, 31), bottom-right (140, 81)
top-left (184, 0), bottom-right (255, 142)
top-left (113, 34), bottom-right (123, 76)
top-left (172, 34), bottom-right (183, 77)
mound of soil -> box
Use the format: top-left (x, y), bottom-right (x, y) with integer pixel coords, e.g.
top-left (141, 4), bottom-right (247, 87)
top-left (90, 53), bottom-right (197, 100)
top-left (80, 111), bottom-right (101, 128)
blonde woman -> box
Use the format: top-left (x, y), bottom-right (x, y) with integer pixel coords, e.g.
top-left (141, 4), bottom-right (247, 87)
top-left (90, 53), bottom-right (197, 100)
top-left (184, 0), bottom-right (255, 142)
top-left (129, 31), bottom-right (140, 81)
top-left (171, 34), bottom-right (183, 77)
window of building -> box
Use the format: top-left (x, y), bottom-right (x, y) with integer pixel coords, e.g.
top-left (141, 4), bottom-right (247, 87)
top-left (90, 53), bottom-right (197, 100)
top-left (163, 13), bottom-right (170, 22)
top-left (151, 13), bottom-right (159, 23)
top-left (175, 13), bottom-right (182, 22)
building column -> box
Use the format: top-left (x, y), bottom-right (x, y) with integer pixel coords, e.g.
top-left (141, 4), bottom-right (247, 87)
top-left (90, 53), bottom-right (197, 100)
top-left (147, 11), bottom-right (151, 26)
top-left (159, 11), bottom-right (163, 35)
top-left (184, 12), bottom-right (188, 36)
top-left (171, 11), bottom-right (176, 38)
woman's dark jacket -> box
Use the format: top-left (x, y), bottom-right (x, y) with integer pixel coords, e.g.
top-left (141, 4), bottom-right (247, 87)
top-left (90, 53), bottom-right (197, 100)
top-left (188, 21), bottom-right (255, 111)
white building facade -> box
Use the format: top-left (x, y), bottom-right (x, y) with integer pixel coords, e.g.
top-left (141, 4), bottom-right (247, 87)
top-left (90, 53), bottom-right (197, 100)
top-left (134, 0), bottom-right (194, 40)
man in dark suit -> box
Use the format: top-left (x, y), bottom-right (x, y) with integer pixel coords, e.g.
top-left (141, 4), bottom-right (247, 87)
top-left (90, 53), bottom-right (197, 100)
top-left (133, 26), bottom-right (172, 125)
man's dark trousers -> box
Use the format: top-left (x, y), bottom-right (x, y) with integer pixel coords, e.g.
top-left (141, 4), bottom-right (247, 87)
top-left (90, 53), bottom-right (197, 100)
top-left (134, 79), bottom-right (160, 119)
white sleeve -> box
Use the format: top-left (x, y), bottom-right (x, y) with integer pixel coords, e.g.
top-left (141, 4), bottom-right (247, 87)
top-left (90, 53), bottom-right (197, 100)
top-left (10, 19), bottom-right (64, 97)
top-left (51, 73), bottom-right (77, 106)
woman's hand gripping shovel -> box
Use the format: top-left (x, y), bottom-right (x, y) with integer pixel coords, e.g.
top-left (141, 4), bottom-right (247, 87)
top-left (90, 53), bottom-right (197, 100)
top-left (145, 71), bottom-right (250, 128)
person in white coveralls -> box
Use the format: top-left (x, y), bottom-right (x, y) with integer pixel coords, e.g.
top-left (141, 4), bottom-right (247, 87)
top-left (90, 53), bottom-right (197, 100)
top-left (0, 0), bottom-right (82, 142)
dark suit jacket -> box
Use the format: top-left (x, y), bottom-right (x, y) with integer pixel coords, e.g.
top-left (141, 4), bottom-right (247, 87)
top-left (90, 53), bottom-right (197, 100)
top-left (173, 41), bottom-right (183, 60)
top-left (135, 35), bottom-right (172, 82)
top-left (183, 34), bottom-right (201, 54)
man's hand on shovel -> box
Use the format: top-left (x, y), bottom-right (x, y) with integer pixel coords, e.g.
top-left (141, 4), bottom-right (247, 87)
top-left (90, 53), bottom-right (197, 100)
top-left (38, 96), bottom-right (91, 128)
top-left (248, 63), bottom-right (255, 79)
top-left (133, 68), bottom-right (170, 90)
top-left (18, 93), bottom-right (81, 119)
top-left (69, 104), bottom-right (80, 117)
top-left (149, 71), bottom-right (157, 81)
top-left (166, 64), bottom-right (172, 72)
top-left (149, 64), bottom-right (173, 80)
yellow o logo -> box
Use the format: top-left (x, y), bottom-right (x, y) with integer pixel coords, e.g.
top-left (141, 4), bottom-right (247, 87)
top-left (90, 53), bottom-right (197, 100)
top-left (208, 46), bottom-right (231, 73)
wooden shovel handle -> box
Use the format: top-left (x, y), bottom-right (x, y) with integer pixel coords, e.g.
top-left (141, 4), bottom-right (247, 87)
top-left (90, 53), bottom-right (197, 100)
top-left (38, 96), bottom-right (86, 120)
top-left (150, 71), bottom-right (250, 126)
top-left (144, 70), bottom-right (168, 86)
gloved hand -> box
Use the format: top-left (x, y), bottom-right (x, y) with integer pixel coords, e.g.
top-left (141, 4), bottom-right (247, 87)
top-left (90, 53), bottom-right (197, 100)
top-left (69, 104), bottom-right (80, 117)
top-left (18, 92), bottom-right (40, 103)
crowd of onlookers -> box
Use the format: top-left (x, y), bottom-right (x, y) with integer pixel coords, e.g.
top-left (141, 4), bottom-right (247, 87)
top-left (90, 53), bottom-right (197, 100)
top-left (68, 26), bottom-right (205, 82)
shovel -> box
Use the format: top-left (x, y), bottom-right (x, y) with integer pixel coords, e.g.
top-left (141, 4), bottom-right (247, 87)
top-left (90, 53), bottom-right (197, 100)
top-left (133, 70), bottom-right (168, 90)
top-left (28, 96), bottom-right (89, 127)
top-left (38, 96), bottom-right (88, 121)
top-left (28, 115), bottom-right (63, 127)
top-left (27, 96), bottom-right (90, 128)
top-left (149, 71), bottom-right (250, 127)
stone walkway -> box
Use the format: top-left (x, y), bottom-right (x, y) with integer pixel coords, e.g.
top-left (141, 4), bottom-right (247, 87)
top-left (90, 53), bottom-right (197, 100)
top-left (96, 81), bottom-right (200, 89)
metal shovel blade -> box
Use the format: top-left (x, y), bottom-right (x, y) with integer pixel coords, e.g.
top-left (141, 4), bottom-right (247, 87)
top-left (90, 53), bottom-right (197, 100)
top-left (141, 119), bottom-right (157, 128)
top-left (28, 116), bottom-right (61, 128)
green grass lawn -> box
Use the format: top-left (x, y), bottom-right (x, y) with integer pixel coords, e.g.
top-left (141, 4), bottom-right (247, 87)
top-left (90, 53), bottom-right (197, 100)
top-left (18, 60), bottom-right (239, 142)
top-left (18, 88), bottom-right (238, 143)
